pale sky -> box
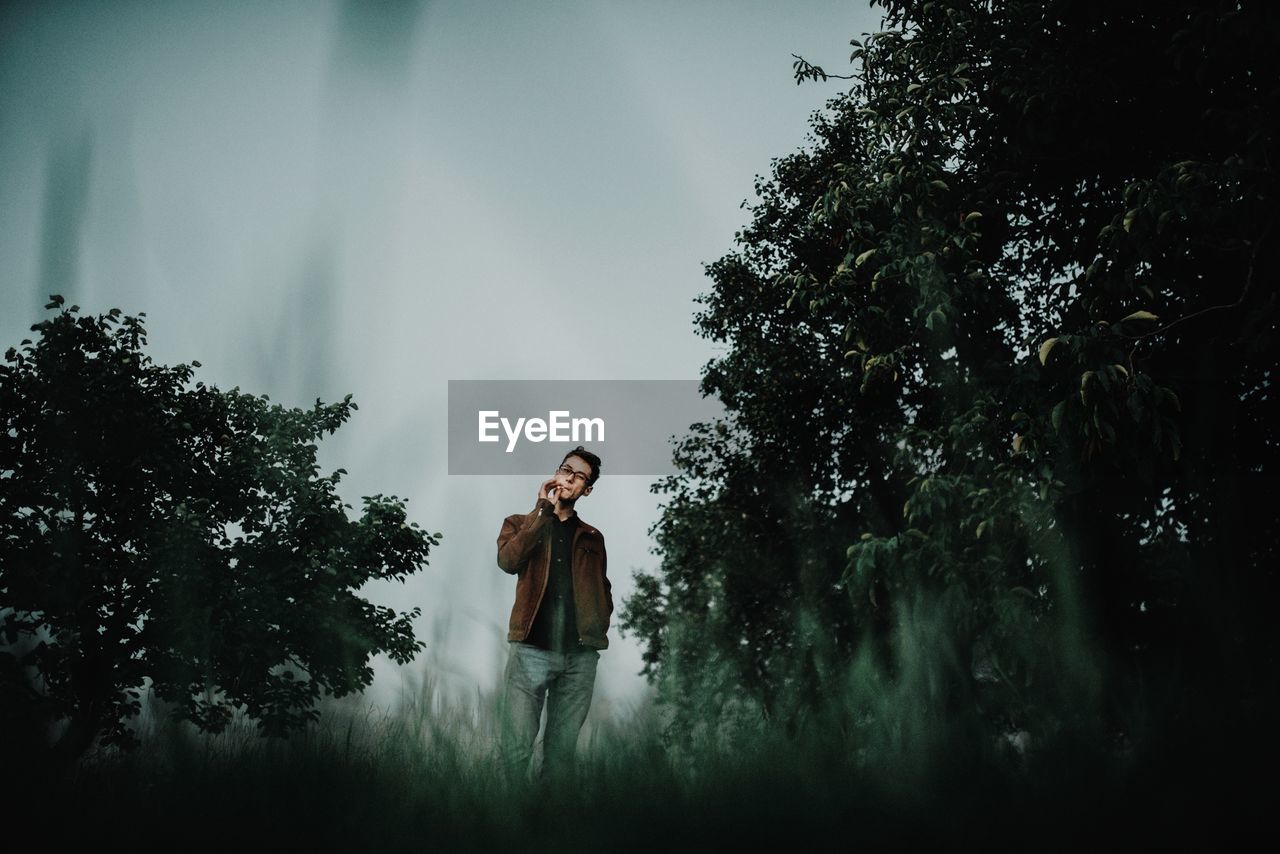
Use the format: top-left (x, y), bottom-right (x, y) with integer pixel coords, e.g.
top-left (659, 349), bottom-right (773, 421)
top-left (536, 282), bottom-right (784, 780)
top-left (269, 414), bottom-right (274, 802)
top-left (0, 0), bottom-right (882, 719)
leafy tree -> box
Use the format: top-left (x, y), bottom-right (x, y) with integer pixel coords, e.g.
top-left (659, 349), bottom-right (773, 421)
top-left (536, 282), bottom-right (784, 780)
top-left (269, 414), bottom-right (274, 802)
top-left (0, 298), bottom-right (439, 759)
top-left (622, 0), bottom-right (1278, 779)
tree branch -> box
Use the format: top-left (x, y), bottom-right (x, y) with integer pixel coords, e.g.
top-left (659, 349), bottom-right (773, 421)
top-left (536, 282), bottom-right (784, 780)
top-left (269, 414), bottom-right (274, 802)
top-left (791, 54), bottom-right (858, 84)
top-left (1125, 218), bottom-right (1274, 374)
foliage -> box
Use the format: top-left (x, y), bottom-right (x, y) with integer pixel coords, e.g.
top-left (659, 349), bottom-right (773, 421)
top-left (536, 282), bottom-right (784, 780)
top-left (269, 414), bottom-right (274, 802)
top-left (621, 0), bottom-right (1278, 772)
top-left (0, 298), bottom-right (439, 758)
top-left (12, 672), bottom-right (1266, 847)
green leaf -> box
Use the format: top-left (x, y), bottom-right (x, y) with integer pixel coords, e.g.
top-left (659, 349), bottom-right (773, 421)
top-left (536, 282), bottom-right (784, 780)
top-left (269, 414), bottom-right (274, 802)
top-left (1038, 337), bottom-right (1058, 365)
top-left (1051, 400), bottom-right (1066, 432)
top-left (1097, 416), bottom-right (1116, 443)
top-left (855, 248), bottom-right (877, 266)
top-left (1127, 393), bottom-right (1145, 422)
top-left (1120, 310), bottom-right (1159, 323)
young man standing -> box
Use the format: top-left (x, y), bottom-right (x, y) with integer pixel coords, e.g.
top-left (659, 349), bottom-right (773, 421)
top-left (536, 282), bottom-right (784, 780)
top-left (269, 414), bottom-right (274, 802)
top-left (496, 446), bottom-right (611, 780)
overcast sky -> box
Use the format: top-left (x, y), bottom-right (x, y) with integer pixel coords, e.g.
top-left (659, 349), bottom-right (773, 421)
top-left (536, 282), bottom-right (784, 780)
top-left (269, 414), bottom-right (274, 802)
top-left (0, 0), bottom-right (882, 720)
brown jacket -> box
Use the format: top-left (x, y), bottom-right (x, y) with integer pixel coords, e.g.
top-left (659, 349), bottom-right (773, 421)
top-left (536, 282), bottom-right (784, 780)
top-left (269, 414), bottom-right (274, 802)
top-left (496, 498), bottom-right (613, 650)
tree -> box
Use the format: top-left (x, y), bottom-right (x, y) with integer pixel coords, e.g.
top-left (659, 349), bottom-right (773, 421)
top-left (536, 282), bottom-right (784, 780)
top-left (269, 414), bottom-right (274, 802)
top-left (0, 298), bottom-right (440, 759)
top-left (622, 0), bottom-right (1278, 782)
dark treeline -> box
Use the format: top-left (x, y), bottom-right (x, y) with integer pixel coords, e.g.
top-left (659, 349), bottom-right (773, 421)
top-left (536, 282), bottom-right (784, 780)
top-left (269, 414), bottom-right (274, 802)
top-left (621, 0), bottom-right (1278, 831)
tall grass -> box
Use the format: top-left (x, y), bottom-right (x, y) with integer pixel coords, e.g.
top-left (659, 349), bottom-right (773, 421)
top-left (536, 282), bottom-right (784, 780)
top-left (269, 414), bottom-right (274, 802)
top-left (16, 642), bottom-right (1267, 850)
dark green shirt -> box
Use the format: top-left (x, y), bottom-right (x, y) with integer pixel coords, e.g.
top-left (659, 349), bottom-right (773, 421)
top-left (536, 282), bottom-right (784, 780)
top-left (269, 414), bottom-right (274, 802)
top-left (524, 512), bottom-right (588, 653)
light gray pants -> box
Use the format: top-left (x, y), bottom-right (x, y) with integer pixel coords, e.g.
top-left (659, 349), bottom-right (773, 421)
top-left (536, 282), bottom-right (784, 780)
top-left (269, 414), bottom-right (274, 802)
top-left (499, 642), bottom-right (600, 780)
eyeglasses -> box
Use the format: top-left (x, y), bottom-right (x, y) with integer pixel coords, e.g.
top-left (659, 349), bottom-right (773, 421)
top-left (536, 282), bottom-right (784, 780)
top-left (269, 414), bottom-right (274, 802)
top-left (556, 463), bottom-right (590, 485)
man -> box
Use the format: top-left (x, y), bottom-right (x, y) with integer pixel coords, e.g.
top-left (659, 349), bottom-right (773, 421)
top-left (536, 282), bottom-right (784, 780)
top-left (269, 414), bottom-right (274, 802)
top-left (496, 445), bottom-right (611, 781)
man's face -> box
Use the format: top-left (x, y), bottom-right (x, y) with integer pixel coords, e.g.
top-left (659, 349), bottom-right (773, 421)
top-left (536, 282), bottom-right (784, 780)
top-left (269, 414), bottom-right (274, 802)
top-left (553, 454), bottom-right (594, 502)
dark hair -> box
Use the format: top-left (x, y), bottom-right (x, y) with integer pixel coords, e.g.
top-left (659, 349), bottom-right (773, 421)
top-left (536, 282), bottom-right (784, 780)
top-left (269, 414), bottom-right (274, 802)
top-left (561, 446), bottom-right (601, 486)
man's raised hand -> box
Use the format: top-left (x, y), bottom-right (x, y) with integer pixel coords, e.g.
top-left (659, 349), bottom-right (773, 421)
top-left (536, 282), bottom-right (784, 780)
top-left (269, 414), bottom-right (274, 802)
top-left (539, 477), bottom-right (559, 508)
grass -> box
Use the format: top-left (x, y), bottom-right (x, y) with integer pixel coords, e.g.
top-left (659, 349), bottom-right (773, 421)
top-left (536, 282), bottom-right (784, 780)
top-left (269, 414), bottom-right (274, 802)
top-left (11, 659), bottom-right (1269, 851)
